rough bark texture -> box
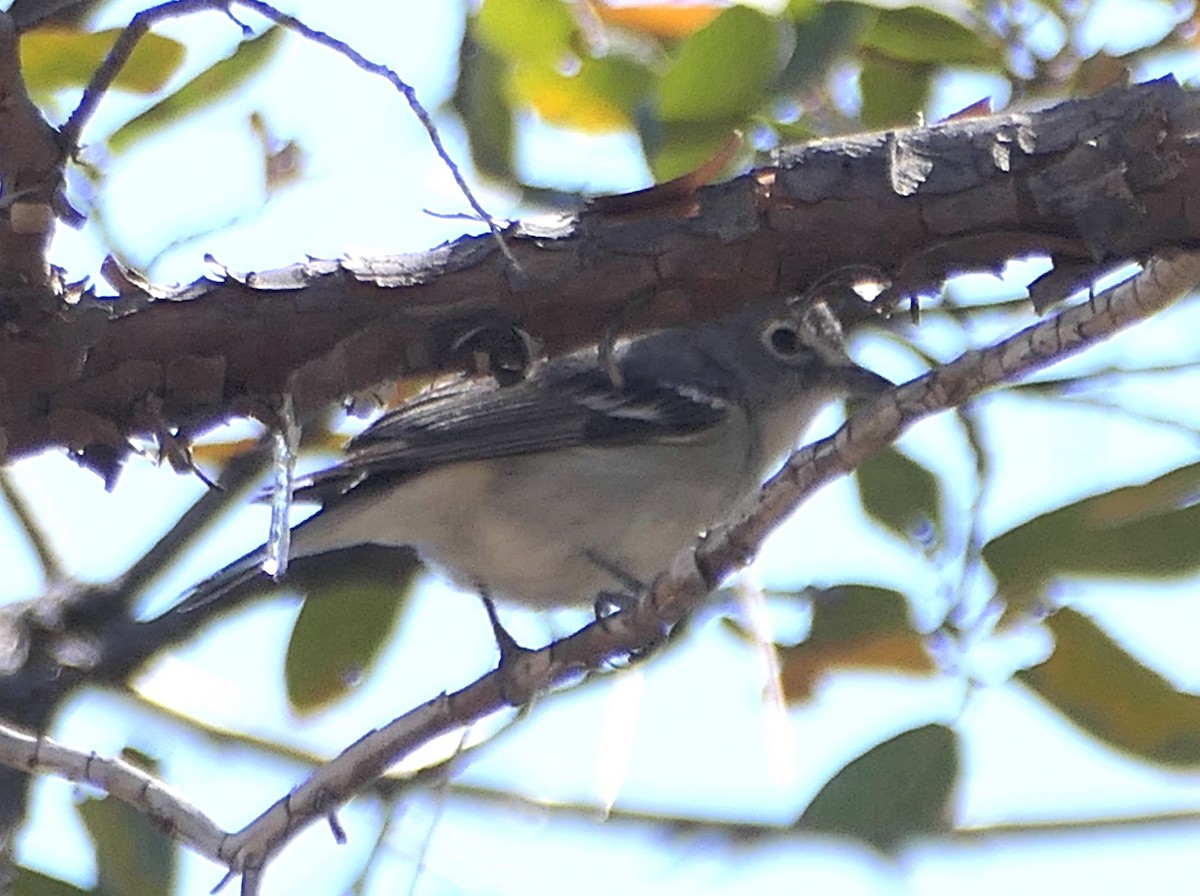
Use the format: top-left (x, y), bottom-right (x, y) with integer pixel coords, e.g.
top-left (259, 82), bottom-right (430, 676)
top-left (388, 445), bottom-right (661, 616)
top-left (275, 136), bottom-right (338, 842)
top-left (3, 73), bottom-right (1200, 871)
top-left (4, 78), bottom-right (1200, 477)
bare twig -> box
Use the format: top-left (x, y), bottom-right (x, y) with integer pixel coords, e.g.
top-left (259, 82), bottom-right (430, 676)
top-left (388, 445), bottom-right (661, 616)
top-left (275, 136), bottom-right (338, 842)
top-left (58, 0), bottom-right (515, 266)
top-left (0, 719), bottom-right (227, 857)
top-left (435, 777), bottom-right (1200, 841)
top-left (0, 469), bottom-right (63, 582)
top-left (3, 694), bottom-right (1195, 891)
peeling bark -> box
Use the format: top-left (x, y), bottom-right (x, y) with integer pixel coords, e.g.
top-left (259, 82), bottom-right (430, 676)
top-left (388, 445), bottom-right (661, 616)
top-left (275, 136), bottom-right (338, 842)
top-left (4, 79), bottom-right (1199, 473)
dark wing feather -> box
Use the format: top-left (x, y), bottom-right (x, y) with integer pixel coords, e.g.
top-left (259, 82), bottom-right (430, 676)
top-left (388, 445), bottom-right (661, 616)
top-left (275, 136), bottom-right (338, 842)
top-left (295, 362), bottom-right (729, 502)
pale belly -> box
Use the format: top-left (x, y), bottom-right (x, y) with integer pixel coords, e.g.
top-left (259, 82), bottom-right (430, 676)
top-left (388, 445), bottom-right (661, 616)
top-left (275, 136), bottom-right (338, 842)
top-left (291, 425), bottom-right (762, 608)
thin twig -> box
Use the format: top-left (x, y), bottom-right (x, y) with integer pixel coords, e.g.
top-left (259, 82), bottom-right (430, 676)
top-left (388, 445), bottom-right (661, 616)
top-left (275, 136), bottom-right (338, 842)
top-left (0, 469), bottom-right (63, 582)
top-left (406, 727), bottom-right (469, 896)
top-left (437, 777), bottom-right (1200, 841)
top-left (0, 719), bottom-right (228, 859)
top-left (59, 0), bottom-right (516, 267)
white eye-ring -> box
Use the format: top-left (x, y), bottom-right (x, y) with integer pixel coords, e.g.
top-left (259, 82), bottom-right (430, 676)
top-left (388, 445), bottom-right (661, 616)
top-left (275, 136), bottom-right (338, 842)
top-left (762, 320), bottom-right (803, 359)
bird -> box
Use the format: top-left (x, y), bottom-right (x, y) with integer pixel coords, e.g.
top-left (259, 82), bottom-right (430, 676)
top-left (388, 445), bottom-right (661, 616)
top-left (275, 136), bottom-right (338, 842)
top-left (172, 294), bottom-right (890, 618)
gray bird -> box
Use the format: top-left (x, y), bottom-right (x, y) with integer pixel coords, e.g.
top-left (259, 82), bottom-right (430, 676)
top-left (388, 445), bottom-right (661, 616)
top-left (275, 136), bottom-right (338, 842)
top-left (175, 295), bottom-right (890, 614)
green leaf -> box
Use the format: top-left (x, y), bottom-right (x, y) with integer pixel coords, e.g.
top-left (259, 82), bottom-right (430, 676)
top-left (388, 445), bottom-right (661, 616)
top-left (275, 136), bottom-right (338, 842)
top-left (767, 117), bottom-right (819, 144)
top-left (657, 6), bottom-right (781, 123)
top-left (645, 119), bottom-right (741, 181)
top-left (76, 750), bottom-right (175, 896)
top-left (20, 28), bottom-right (185, 96)
top-left (452, 36), bottom-right (516, 181)
top-left (1020, 609), bottom-right (1200, 767)
top-left (284, 545), bottom-right (420, 714)
top-left (779, 1), bottom-right (873, 92)
top-left (983, 461), bottom-right (1200, 607)
top-left (862, 6), bottom-right (995, 66)
top-left (107, 26), bottom-right (285, 155)
top-left (807, 584), bottom-right (913, 644)
top-left (786, 0), bottom-right (821, 18)
top-left (11, 867), bottom-right (93, 896)
top-left (858, 51), bottom-right (931, 127)
top-left (474, 0), bottom-right (577, 64)
top-left (856, 446), bottom-right (941, 548)
top-left (797, 723), bottom-right (958, 851)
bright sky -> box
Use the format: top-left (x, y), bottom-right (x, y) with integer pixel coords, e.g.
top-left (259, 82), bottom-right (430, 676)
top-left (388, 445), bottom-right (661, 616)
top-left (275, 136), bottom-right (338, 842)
top-left (7, 1), bottom-right (1200, 894)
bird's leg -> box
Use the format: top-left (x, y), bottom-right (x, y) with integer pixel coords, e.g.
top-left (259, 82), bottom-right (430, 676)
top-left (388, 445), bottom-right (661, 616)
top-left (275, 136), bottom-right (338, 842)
top-left (477, 591), bottom-right (547, 706)
top-left (581, 550), bottom-right (674, 663)
top-left (584, 550), bottom-right (644, 621)
top-left (479, 592), bottom-right (525, 661)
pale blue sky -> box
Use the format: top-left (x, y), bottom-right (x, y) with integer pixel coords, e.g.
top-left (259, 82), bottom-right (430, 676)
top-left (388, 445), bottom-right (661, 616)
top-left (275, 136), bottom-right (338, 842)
top-left (8, 1), bottom-right (1200, 894)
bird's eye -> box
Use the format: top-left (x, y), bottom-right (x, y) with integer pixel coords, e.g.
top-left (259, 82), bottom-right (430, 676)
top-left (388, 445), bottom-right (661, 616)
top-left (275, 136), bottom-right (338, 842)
top-left (764, 322), bottom-right (802, 358)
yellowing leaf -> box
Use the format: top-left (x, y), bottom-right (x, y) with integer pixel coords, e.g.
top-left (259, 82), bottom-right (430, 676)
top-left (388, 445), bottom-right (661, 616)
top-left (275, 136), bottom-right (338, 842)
top-left (1020, 609), bottom-right (1200, 767)
top-left (21, 27), bottom-right (185, 96)
top-left (284, 545), bottom-right (419, 715)
top-left (187, 436), bottom-right (263, 467)
top-left (764, 585), bottom-right (934, 703)
top-left (589, 1), bottom-right (723, 40)
top-left (512, 56), bottom-right (650, 131)
top-left (188, 423), bottom-right (346, 468)
top-left (1079, 462), bottom-right (1200, 526)
top-left (780, 630), bottom-right (935, 701)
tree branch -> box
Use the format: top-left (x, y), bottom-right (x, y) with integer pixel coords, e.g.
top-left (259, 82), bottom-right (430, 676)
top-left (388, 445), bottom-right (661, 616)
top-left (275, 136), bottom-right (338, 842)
top-left (7, 79), bottom-right (1200, 466)
top-left (0, 13), bottom-right (63, 289)
top-left (435, 778), bottom-right (1200, 842)
top-left (0, 719), bottom-right (227, 856)
top-left (6, 251), bottom-right (1181, 889)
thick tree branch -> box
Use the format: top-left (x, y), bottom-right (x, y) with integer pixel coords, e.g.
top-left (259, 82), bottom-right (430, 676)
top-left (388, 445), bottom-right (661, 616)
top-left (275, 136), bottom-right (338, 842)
top-left (0, 13), bottom-right (64, 289)
top-left (5, 79), bottom-right (1200, 468)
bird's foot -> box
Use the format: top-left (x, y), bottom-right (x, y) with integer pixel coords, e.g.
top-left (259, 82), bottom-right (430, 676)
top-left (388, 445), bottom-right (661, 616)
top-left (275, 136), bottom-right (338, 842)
top-left (480, 595), bottom-right (550, 706)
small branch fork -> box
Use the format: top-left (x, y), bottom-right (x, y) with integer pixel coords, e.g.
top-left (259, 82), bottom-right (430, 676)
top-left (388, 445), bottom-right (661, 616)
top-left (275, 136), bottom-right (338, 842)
top-left (3, 251), bottom-right (1197, 894)
top-left (57, 0), bottom-right (516, 265)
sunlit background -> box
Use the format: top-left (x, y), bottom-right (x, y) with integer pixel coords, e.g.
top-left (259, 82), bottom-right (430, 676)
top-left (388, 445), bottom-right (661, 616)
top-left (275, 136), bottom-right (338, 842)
top-left (5, 1), bottom-right (1200, 894)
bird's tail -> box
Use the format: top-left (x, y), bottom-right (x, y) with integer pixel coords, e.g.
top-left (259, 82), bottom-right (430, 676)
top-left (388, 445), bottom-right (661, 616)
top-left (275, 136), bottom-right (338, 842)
top-left (171, 547), bottom-right (275, 615)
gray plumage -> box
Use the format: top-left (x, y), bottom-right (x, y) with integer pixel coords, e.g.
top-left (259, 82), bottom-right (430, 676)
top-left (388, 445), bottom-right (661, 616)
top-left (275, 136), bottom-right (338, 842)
top-left (177, 297), bottom-right (890, 612)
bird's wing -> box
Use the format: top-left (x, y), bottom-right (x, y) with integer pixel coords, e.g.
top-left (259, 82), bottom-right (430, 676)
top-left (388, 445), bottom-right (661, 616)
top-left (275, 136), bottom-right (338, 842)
top-left (295, 361), bottom-right (731, 501)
